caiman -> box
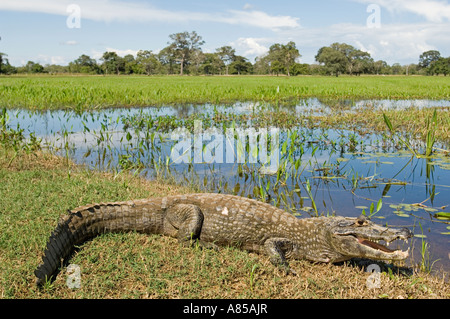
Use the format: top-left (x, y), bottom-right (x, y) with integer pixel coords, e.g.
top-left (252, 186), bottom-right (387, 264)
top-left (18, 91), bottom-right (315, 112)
top-left (35, 193), bottom-right (412, 286)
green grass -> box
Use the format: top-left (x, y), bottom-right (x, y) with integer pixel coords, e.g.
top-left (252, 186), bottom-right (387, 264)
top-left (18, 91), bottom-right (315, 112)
top-left (1, 149), bottom-right (449, 299)
top-left (0, 75), bottom-right (449, 111)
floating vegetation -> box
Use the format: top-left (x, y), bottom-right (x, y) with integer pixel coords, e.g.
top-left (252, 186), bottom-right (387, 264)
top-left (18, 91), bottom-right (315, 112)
top-left (435, 212), bottom-right (450, 220)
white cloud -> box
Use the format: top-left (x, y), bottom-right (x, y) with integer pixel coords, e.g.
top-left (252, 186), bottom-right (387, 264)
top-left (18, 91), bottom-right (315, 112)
top-left (222, 10), bottom-right (300, 30)
top-left (230, 38), bottom-right (270, 58)
top-left (280, 21), bottom-right (450, 64)
top-left (91, 50), bottom-right (103, 61)
top-left (36, 54), bottom-right (68, 65)
top-left (354, 0), bottom-right (450, 22)
top-left (60, 40), bottom-right (78, 46)
top-left (0, 0), bottom-right (300, 30)
top-left (105, 47), bottom-right (139, 57)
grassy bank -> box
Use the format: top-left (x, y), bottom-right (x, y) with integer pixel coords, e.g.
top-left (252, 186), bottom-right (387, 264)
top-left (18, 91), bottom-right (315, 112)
top-left (0, 148), bottom-right (449, 299)
top-left (1, 75), bottom-right (449, 111)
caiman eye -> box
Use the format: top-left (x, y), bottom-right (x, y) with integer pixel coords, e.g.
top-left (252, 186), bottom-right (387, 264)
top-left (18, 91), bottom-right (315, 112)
top-left (356, 214), bottom-right (368, 226)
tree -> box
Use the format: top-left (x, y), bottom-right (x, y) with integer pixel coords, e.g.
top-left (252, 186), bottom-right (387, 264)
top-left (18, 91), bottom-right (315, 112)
top-left (253, 54), bottom-right (271, 75)
top-left (280, 41), bottom-right (301, 76)
top-left (188, 49), bottom-right (206, 75)
top-left (0, 53), bottom-right (16, 74)
top-left (229, 55), bottom-right (252, 75)
top-left (167, 31), bottom-right (205, 75)
top-left (201, 53), bottom-right (224, 75)
top-left (158, 45), bottom-right (177, 75)
top-left (419, 50), bottom-right (441, 69)
top-left (216, 46), bottom-right (235, 75)
top-left (373, 60), bottom-right (388, 75)
top-left (136, 50), bottom-right (159, 75)
top-left (391, 63), bottom-right (402, 75)
top-left (265, 42), bottom-right (300, 76)
top-left (347, 49), bottom-right (373, 75)
top-left (429, 57), bottom-right (450, 76)
top-left (24, 61), bottom-right (45, 73)
top-left (270, 60), bottom-right (283, 76)
top-left (289, 63), bottom-right (309, 76)
top-left (101, 51), bottom-right (124, 75)
top-left (123, 54), bottom-right (136, 74)
top-left (69, 54), bottom-right (99, 74)
top-left (44, 64), bottom-right (68, 74)
top-left (308, 63), bottom-right (326, 75)
top-left (315, 46), bottom-right (347, 76)
top-left (404, 64), bottom-right (419, 75)
top-left (266, 43), bottom-right (284, 75)
top-left (0, 52), bottom-right (7, 74)
top-left (254, 41), bottom-right (301, 76)
top-left (75, 54), bottom-right (96, 68)
top-left (315, 43), bottom-right (373, 76)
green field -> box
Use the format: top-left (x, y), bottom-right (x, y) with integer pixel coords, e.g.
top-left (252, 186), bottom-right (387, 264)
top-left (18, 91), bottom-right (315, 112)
top-left (1, 75), bottom-right (449, 111)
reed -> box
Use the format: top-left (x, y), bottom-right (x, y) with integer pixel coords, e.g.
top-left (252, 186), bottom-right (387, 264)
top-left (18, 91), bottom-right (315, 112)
top-left (382, 109), bottom-right (444, 157)
top-left (382, 112), bottom-right (418, 157)
top-left (424, 109), bottom-right (438, 157)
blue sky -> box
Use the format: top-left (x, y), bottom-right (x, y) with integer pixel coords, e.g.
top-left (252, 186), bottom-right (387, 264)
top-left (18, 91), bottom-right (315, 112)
top-left (1, 0), bottom-right (450, 66)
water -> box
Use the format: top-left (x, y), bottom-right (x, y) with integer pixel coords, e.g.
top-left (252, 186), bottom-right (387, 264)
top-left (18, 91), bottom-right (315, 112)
top-left (4, 98), bottom-right (450, 274)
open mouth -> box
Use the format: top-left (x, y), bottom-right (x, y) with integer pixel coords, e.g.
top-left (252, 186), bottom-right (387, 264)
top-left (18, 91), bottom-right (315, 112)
top-left (354, 235), bottom-right (410, 258)
top-left (357, 237), bottom-right (395, 253)
top-left (333, 220), bottom-right (413, 260)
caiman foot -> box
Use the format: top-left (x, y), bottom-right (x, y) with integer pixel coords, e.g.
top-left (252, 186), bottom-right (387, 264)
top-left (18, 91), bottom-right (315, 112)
top-left (264, 237), bottom-right (297, 276)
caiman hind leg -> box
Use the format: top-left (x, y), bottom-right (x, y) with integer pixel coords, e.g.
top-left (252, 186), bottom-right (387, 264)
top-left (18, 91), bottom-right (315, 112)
top-left (165, 204), bottom-right (206, 246)
top-left (264, 237), bottom-right (297, 275)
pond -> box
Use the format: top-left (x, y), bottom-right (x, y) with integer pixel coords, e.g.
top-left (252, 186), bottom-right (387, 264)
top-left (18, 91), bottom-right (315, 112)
top-left (4, 98), bottom-right (450, 274)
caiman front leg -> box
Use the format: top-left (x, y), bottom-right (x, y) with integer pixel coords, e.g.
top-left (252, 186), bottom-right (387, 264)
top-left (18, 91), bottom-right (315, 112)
top-left (264, 238), bottom-right (297, 275)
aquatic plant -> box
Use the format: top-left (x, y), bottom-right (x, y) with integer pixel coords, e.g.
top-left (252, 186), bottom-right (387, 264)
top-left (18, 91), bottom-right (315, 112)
top-left (361, 198), bottom-right (383, 219)
top-left (382, 112), bottom-right (418, 157)
top-left (0, 107), bottom-right (41, 166)
top-left (424, 109), bottom-right (438, 157)
top-left (382, 109), bottom-right (446, 157)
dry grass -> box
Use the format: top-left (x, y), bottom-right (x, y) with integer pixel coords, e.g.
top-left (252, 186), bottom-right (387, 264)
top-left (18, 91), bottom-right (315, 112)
top-left (1, 149), bottom-right (449, 299)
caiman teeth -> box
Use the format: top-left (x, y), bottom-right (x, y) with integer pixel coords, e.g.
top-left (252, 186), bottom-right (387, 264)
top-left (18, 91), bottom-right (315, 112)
top-left (358, 237), bottom-right (394, 253)
top-left (356, 235), bottom-right (411, 256)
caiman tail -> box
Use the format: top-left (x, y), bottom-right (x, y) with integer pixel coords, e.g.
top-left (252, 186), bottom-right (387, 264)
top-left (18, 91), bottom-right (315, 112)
top-left (34, 201), bottom-right (153, 287)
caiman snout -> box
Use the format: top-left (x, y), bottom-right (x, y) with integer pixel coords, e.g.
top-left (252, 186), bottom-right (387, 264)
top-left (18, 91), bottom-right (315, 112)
top-left (328, 216), bottom-right (413, 262)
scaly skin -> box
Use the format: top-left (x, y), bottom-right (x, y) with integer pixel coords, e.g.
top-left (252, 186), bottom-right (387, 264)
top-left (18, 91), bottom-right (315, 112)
top-left (35, 193), bottom-right (412, 286)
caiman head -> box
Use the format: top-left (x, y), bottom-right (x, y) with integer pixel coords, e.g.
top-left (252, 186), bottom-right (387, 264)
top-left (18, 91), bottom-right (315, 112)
top-left (320, 215), bottom-right (412, 263)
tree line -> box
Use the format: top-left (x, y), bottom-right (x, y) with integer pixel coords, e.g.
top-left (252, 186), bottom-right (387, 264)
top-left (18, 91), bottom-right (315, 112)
top-left (1, 31), bottom-right (449, 76)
